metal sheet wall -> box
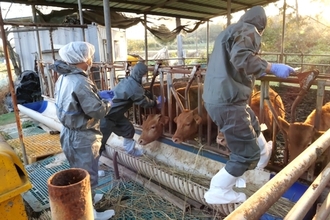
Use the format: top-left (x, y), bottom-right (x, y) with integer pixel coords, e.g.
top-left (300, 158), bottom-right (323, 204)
top-left (12, 25), bottom-right (127, 71)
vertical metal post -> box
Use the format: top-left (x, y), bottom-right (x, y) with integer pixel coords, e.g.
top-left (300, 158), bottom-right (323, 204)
top-left (49, 28), bottom-right (58, 84)
top-left (31, 5), bottom-right (46, 96)
top-left (280, 0), bottom-right (286, 63)
top-left (176, 17), bottom-right (183, 65)
top-left (103, 0), bottom-right (115, 89)
top-left (77, 0), bottom-right (86, 41)
top-left (206, 20), bottom-right (210, 63)
top-left (259, 80), bottom-right (266, 124)
top-left (144, 14), bottom-right (148, 63)
top-left (167, 72), bottom-right (174, 134)
top-left (0, 7), bottom-right (28, 165)
top-left (315, 80), bottom-right (325, 130)
top-left (227, 0), bottom-right (231, 27)
top-left (197, 71), bottom-right (203, 140)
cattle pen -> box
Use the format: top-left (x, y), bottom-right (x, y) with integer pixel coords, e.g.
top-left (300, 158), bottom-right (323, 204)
top-left (1, 1), bottom-right (330, 220)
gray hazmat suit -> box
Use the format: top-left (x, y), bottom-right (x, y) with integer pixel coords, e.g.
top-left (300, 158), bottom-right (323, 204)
top-left (53, 60), bottom-right (111, 190)
top-left (100, 62), bottom-right (157, 155)
top-left (203, 6), bottom-right (268, 177)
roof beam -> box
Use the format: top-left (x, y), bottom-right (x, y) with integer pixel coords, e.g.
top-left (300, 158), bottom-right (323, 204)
top-left (1, 0), bottom-right (280, 21)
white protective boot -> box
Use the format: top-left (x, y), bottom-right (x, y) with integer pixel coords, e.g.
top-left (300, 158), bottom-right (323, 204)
top-left (94, 193), bottom-right (104, 204)
top-left (204, 168), bottom-right (246, 204)
top-left (256, 132), bottom-right (273, 169)
top-left (93, 208), bottom-right (115, 220)
top-left (123, 138), bottom-right (145, 157)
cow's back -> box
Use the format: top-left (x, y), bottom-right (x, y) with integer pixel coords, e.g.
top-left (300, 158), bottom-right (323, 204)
top-left (304, 102), bottom-right (330, 130)
top-left (250, 88), bottom-right (285, 140)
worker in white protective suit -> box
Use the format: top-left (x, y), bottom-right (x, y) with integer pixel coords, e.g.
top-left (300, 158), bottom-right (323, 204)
top-left (52, 41), bottom-right (115, 220)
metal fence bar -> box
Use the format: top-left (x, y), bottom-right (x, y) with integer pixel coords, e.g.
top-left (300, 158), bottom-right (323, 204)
top-left (313, 192), bottom-right (330, 220)
top-left (285, 162), bottom-right (330, 219)
top-left (225, 128), bottom-right (330, 220)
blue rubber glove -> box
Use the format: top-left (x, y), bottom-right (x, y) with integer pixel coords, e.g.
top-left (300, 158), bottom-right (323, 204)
top-left (98, 90), bottom-right (114, 103)
top-left (270, 63), bottom-right (295, 78)
top-left (156, 96), bottom-right (166, 109)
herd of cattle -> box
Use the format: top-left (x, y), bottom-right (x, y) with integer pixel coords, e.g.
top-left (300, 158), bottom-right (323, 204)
top-left (134, 77), bottom-right (330, 171)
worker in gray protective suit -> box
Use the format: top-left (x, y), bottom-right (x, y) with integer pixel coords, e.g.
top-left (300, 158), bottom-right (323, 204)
top-left (203, 6), bottom-right (295, 204)
top-left (53, 41), bottom-right (115, 219)
top-left (99, 62), bottom-right (160, 157)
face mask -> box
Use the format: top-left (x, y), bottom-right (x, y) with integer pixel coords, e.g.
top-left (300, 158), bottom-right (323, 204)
top-left (85, 61), bottom-right (93, 74)
top-left (87, 64), bottom-right (92, 73)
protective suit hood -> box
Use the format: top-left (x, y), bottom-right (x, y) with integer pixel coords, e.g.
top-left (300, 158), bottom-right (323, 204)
top-left (238, 6), bottom-right (267, 32)
top-left (130, 62), bottom-right (148, 83)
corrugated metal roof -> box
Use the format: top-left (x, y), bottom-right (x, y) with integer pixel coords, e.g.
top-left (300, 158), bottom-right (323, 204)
top-left (3, 0), bottom-right (279, 21)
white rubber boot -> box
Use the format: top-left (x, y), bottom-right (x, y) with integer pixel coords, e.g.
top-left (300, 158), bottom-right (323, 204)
top-left (204, 168), bottom-right (246, 204)
top-left (123, 138), bottom-right (145, 157)
top-left (93, 208), bottom-right (115, 220)
top-left (94, 194), bottom-right (103, 204)
top-left (256, 133), bottom-right (273, 169)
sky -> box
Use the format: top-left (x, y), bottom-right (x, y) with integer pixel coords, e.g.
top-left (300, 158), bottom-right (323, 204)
top-left (0, 0), bottom-right (329, 40)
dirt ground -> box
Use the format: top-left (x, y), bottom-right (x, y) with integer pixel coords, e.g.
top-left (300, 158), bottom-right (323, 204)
top-left (269, 83), bottom-right (330, 123)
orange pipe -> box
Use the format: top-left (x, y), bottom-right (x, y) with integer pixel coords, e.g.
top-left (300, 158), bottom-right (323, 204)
top-left (48, 168), bottom-right (94, 220)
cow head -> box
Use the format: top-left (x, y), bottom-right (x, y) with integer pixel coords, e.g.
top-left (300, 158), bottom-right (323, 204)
top-left (172, 109), bottom-right (203, 144)
top-left (138, 114), bottom-right (169, 145)
top-left (278, 116), bottom-right (324, 161)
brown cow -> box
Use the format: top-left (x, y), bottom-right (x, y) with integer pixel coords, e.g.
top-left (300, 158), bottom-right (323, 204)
top-left (171, 87), bottom-right (283, 144)
top-left (137, 81), bottom-right (198, 145)
top-left (138, 114), bottom-right (169, 145)
top-left (172, 105), bottom-right (209, 143)
top-left (278, 102), bottom-right (330, 162)
top-left (250, 87), bottom-right (285, 140)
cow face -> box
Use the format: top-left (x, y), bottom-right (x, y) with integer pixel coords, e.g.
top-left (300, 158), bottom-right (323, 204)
top-left (278, 116), bottom-right (323, 161)
top-left (138, 114), bottom-right (169, 145)
top-left (172, 109), bottom-right (203, 143)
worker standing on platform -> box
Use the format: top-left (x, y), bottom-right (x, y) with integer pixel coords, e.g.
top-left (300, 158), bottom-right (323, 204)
top-left (52, 41), bottom-right (114, 219)
top-left (202, 6), bottom-right (294, 204)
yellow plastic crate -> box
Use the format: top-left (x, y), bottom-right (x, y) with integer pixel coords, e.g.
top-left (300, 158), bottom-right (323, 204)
top-left (7, 133), bottom-right (62, 164)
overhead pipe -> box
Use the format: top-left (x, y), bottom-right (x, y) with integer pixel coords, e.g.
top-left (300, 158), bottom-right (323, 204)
top-left (225, 128), bottom-right (330, 220)
top-left (0, 7), bottom-right (28, 165)
top-left (3, 21), bottom-right (88, 28)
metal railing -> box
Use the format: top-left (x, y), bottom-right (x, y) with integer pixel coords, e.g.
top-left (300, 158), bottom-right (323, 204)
top-left (225, 128), bottom-right (330, 219)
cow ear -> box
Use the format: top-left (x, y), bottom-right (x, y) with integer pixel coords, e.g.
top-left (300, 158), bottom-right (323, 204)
top-left (173, 116), bottom-right (178, 123)
top-left (159, 115), bottom-right (169, 125)
top-left (277, 116), bottom-right (289, 135)
top-left (194, 114), bottom-right (203, 125)
top-left (142, 114), bottom-right (147, 121)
